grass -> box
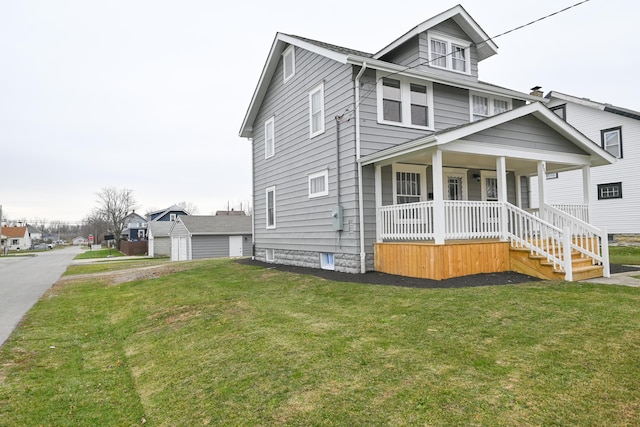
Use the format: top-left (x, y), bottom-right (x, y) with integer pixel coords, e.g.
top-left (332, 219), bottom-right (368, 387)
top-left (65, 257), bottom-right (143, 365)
top-left (609, 245), bottom-right (640, 265)
top-left (74, 248), bottom-right (125, 260)
top-left (1, 259), bottom-right (640, 426)
top-left (64, 258), bottom-right (170, 276)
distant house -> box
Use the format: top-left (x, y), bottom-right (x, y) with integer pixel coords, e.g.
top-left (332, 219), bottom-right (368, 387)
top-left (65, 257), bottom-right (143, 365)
top-left (121, 211), bottom-right (148, 241)
top-left (215, 210), bottom-right (247, 216)
top-left (1, 226), bottom-right (31, 250)
top-left (169, 215), bottom-right (252, 261)
top-left (530, 91), bottom-right (640, 242)
top-left (148, 205), bottom-right (190, 222)
top-left (27, 225), bottom-right (42, 243)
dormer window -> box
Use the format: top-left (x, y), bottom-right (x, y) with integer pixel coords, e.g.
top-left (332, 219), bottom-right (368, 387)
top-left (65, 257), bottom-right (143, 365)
top-left (428, 33), bottom-right (471, 74)
top-left (283, 46), bottom-right (295, 83)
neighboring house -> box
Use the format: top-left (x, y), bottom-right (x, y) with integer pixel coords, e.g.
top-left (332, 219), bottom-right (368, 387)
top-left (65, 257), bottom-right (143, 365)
top-left (239, 5), bottom-right (615, 281)
top-left (215, 210), bottom-right (247, 216)
top-left (529, 91), bottom-right (640, 242)
top-left (148, 205), bottom-right (190, 222)
top-left (147, 221), bottom-right (173, 257)
top-left (1, 226), bottom-right (31, 250)
top-left (169, 215), bottom-right (252, 261)
top-left (121, 211), bottom-right (148, 241)
top-left (27, 225), bottom-right (42, 243)
top-left (73, 236), bottom-right (89, 245)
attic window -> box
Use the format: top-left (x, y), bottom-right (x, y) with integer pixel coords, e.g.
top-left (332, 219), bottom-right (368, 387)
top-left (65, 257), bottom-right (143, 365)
top-left (428, 33), bottom-right (471, 75)
top-left (283, 46), bottom-right (295, 83)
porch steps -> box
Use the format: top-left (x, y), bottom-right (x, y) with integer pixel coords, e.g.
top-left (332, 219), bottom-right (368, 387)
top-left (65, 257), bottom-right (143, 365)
top-left (510, 247), bottom-right (604, 281)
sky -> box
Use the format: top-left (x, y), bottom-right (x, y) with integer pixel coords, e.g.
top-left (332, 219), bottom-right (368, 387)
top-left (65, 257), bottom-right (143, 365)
top-left (1, 0), bottom-right (638, 224)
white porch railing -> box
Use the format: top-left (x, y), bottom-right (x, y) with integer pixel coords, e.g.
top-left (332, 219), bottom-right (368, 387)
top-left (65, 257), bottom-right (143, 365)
top-left (550, 204), bottom-right (589, 223)
top-left (378, 201), bottom-right (609, 280)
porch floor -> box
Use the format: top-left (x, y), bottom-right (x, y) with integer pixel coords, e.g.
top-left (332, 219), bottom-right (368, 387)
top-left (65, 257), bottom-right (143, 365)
top-left (374, 240), bottom-right (510, 280)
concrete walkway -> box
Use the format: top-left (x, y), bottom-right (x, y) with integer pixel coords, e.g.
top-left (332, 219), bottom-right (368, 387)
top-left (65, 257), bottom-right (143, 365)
top-left (581, 267), bottom-right (640, 287)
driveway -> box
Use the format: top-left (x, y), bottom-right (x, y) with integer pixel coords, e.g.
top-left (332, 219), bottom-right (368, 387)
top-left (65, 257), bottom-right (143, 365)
top-left (0, 246), bottom-right (83, 347)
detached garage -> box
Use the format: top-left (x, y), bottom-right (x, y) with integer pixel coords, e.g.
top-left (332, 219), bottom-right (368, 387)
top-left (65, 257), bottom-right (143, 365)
top-left (169, 215), bottom-right (252, 261)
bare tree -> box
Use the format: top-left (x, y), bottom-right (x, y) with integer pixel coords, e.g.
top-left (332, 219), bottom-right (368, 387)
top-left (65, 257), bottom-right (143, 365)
top-left (94, 187), bottom-right (137, 247)
top-left (176, 201), bottom-right (198, 215)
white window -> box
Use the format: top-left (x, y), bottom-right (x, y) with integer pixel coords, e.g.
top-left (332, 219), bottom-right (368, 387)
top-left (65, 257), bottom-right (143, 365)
top-left (428, 33), bottom-right (471, 74)
top-left (480, 171), bottom-right (498, 201)
top-left (470, 92), bottom-right (512, 121)
top-left (169, 213), bottom-right (177, 221)
top-left (392, 164), bottom-right (427, 204)
top-left (320, 253), bottom-right (335, 270)
top-left (601, 127), bottom-right (622, 158)
top-left (265, 117), bottom-right (275, 159)
top-left (443, 168), bottom-right (468, 201)
top-left (137, 229), bottom-right (145, 239)
top-left (309, 170), bottom-right (329, 198)
top-left (283, 46), bottom-right (295, 83)
top-left (309, 83), bottom-right (325, 137)
top-left (377, 72), bottom-right (434, 130)
top-left (265, 248), bottom-right (275, 262)
top-left (266, 186), bottom-right (276, 229)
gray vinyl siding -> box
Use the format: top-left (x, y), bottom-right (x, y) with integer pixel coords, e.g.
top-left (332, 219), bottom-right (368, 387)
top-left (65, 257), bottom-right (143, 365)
top-left (153, 236), bottom-right (171, 257)
top-left (379, 36), bottom-right (420, 68)
top-left (433, 83), bottom-right (470, 130)
top-left (252, 45), bottom-right (361, 256)
top-left (461, 115), bottom-right (587, 155)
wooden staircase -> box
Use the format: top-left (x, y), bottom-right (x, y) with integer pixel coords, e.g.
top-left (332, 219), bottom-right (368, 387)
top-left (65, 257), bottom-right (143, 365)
top-left (510, 246), bottom-right (604, 281)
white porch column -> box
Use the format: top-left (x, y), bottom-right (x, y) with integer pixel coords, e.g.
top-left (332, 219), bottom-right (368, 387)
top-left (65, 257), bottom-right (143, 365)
top-left (582, 165), bottom-right (591, 223)
top-left (432, 150), bottom-right (445, 244)
top-left (375, 164), bottom-right (382, 243)
top-left (537, 161), bottom-right (547, 218)
top-left (497, 156), bottom-right (508, 241)
top-left (515, 174), bottom-right (522, 208)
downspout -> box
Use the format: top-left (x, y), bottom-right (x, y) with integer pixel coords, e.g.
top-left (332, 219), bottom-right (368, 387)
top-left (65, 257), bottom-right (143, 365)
top-left (355, 62), bottom-right (367, 273)
top-left (335, 115), bottom-right (342, 248)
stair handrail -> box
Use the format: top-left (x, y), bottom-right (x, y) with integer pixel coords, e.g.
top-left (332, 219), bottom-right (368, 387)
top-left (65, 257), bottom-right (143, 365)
top-left (540, 203), bottom-right (610, 277)
top-left (505, 202), bottom-right (570, 276)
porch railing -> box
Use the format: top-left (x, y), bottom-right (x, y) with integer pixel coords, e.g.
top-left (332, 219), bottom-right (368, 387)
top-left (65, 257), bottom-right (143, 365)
top-left (528, 204), bottom-right (589, 223)
top-left (378, 201), bottom-right (609, 280)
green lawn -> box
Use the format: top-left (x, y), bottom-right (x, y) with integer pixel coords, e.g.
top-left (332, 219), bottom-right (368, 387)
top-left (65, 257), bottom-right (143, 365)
top-left (74, 248), bottom-right (125, 259)
top-left (64, 257), bottom-right (170, 276)
top-left (609, 245), bottom-right (640, 265)
top-left (1, 259), bottom-right (639, 426)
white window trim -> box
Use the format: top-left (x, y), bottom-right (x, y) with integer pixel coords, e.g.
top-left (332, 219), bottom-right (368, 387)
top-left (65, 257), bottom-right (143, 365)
top-left (265, 116), bottom-right (275, 159)
top-left (309, 82), bottom-right (325, 138)
top-left (266, 186), bottom-right (276, 229)
top-left (469, 92), bottom-right (512, 122)
top-left (265, 248), bottom-right (275, 262)
top-left (308, 169), bottom-right (329, 198)
top-left (427, 31), bottom-right (472, 75)
top-left (320, 253), bottom-right (335, 270)
top-left (392, 164), bottom-right (428, 204)
top-left (283, 46), bottom-right (295, 83)
top-left (443, 167), bottom-right (469, 201)
top-left (376, 72), bottom-right (434, 130)
top-left (480, 170), bottom-right (498, 201)
top-left (169, 213), bottom-right (177, 221)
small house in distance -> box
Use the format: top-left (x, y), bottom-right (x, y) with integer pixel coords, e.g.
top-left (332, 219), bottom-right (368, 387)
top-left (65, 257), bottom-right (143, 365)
top-left (169, 215), bottom-right (252, 261)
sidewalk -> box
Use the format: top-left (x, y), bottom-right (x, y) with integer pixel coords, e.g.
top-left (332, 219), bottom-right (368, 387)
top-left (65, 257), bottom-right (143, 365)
top-left (581, 267), bottom-right (640, 287)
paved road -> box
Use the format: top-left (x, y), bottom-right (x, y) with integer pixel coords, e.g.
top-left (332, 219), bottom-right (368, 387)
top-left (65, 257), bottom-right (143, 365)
top-left (0, 246), bottom-right (83, 347)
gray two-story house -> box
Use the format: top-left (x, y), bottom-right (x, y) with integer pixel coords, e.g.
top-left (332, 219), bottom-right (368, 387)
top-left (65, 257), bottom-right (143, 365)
top-left (240, 5), bottom-right (615, 281)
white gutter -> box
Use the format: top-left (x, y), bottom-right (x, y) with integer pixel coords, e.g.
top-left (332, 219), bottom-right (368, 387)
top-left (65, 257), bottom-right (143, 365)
top-left (355, 62), bottom-right (367, 273)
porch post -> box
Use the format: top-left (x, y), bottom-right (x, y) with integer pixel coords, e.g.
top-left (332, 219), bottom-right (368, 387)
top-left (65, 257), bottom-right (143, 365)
top-left (497, 156), bottom-right (508, 241)
top-left (515, 174), bottom-right (522, 208)
top-left (537, 161), bottom-right (547, 219)
top-left (432, 150), bottom-right (445, 244)
top-left (582, 165), bottom-right (591, 223)
top-left (375, 164), bottom-right (382, 243)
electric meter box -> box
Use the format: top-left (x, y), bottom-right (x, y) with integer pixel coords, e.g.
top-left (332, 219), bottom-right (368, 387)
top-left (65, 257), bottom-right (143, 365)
top-left (331, 206), bottom-right (344, 231)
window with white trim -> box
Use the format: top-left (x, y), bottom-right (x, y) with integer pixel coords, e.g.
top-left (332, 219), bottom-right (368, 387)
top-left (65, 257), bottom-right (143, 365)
top-left (265, 248), bottom-right (275, 262)
top-left (377, 73), bottom-right (434, 129)
top-left (308, 170), bottom-right (329, 198)
top-left (283, 46), bottom-right (295, 83)
top-left (169, 213), bottom-right (177, 221)
top-left (309, 83), bottom-right (325, 137)
top-left (320, 253), bottom-right (335, 270)
top-left (480, 171), bottom-right (498, 201)
top-left (443, 168), bottom-right (468, 201)
top-left (470, 92), bottom-right (512, 121)
top-left (428, 33), bottom-right (471, 74)
top-left (601, 127), bottom-right (622, 158)
top-left (392, 164), bottom-right (427, 204)
top-left (598, 182), bottom-right (622, 200)
top-left (265, 117), bottom-right (275, 159)
top-left (266, 186), bottom-right (276, 229)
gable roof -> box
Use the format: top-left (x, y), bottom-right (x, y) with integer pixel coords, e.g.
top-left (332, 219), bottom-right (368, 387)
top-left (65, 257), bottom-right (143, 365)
top-left (546, 91), bottom-right (640, 121)
top-left (374, 4), bottom-right (498, 61)
top-left (150, 205), bottom-right (190, 221)
top-left (175, 215), bottom-right (252, 235)
top-left (1, 226), bottom-right (28, 238)
top-left (239, 8), bottom-right (539, 139)
top-left (147, 221), bottom-right (174, 237)
top-left (359, 102), bottom-right (617, 168)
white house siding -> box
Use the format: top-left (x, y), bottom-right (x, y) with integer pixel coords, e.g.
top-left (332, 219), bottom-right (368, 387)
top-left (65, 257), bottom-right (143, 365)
top-left (530, 99), bottom-right (640, 235)
top-left (252, 45), bottom-right (363, 272)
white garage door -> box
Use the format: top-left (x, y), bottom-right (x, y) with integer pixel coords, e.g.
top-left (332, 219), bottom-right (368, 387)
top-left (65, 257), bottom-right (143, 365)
top-left (171, 236), bottom-right (189, 261)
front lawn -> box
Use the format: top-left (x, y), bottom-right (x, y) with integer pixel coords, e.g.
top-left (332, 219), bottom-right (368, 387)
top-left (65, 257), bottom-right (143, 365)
top-left (74, 248), bottom-right (125, 259)
top-left (609, 245), bottom-right (640, 265)
top-left (1, 259), bottom-right (639, 426)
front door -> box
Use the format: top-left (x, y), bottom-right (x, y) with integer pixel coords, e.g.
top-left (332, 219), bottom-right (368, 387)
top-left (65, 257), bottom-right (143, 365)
top-left (443, 168), bottom-right (468, 200)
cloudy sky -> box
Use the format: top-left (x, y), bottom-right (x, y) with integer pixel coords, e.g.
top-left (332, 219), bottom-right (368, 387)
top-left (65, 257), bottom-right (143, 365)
top-left (1, 0), bottom-right (638, 224)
